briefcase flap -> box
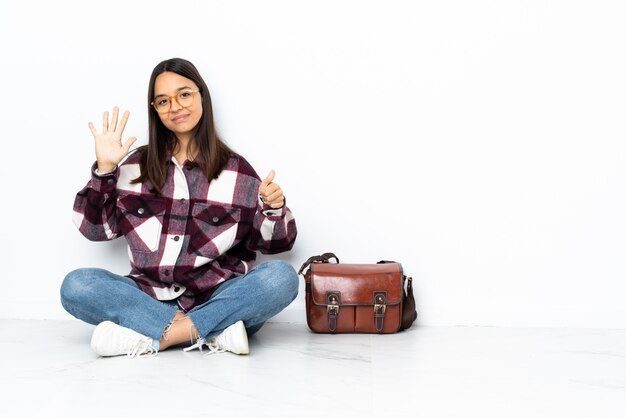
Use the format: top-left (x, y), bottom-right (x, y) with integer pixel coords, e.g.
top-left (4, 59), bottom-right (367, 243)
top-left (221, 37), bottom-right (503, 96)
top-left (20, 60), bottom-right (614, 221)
top-left (310, 263), bottom-right (403, 307)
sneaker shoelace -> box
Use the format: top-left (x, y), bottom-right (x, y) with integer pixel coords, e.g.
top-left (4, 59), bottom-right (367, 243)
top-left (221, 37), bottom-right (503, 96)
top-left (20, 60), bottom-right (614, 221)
top-left (183, 338), bottom-right (205, 353)
top-left (124, 336), bottom-right (157, 358)
top-left (205, 338), bottom-right (226, 354)
top-left (183, 337), bottom-right (225, 356)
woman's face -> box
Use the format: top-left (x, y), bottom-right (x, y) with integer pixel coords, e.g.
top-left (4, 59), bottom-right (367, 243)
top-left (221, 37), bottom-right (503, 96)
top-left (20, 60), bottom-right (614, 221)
top-left (153, 71), bottom-right (203, 139)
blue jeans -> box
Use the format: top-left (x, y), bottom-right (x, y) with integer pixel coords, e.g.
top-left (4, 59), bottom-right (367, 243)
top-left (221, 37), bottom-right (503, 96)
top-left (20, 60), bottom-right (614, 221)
top-left (60, 260), bottom-right (299, 345)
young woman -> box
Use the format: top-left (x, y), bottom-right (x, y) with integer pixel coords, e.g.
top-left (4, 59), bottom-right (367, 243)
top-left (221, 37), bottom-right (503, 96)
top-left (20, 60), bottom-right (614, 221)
top-left (61, 58), bottom-right (298, 358)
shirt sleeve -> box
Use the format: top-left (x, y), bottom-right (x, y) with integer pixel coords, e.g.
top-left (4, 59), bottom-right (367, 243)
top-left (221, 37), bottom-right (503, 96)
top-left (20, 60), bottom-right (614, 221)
top-left (71, 162), bottom-right (122, 241)
top-left (246, 194), bottom-right (297, 255)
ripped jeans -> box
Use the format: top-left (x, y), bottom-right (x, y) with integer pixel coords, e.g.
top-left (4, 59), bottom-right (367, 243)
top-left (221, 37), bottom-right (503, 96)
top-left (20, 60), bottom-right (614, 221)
top-left (60, 260), bottom-right (299, 348)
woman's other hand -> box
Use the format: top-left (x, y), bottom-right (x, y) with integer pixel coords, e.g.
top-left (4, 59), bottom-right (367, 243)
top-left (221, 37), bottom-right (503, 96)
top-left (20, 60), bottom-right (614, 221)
top-left (259, 169), bottom-right (285, 209)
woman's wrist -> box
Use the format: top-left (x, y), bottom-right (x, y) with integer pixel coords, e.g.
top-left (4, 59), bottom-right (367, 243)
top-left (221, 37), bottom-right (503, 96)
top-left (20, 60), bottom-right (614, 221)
top-left (96, 162), bottom-right (117, 174)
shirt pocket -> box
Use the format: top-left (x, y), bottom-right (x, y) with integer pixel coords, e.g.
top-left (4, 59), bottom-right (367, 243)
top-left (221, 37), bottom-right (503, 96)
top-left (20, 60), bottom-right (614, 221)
top-left (118, 195), bottom-right (167, 253)
top-left (188, 203), bottom-right (241, 260)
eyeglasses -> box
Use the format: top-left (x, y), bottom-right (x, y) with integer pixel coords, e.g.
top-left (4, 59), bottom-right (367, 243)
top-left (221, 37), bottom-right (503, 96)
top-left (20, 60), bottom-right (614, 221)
top-left (151, 89), bottom-right (199, 113)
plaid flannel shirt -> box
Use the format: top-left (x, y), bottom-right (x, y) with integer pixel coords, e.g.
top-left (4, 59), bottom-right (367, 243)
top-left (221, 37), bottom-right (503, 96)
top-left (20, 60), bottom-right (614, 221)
top-left (72, 150), bottom-right (297, 311)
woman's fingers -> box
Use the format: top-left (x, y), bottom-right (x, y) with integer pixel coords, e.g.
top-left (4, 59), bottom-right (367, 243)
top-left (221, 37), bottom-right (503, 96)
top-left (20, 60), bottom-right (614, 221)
top-left (90, 108), bottom-right (135, 166)
top-left (88, 122), bottom-right (98, 137)
top-left (260, 170), bottom-right (275, 189)
top-left (264, 184), bottom-right (282, 201)
top-left (266, 193), bottom-right (285, 208)
top-left (110, 107), bottom-right (119, 133)
top-left (259, 169), bottom-right (285, 208)
top-left (97, 107), bottom-right (128, 134)
top-left (116, 110), bottom-right (130, 134)
top-left (262, 184), bottom-right (284, 207)
top-left (91, 108), bottom-right (130, 138)
top-left (122, 136), bottom-right (138, 153)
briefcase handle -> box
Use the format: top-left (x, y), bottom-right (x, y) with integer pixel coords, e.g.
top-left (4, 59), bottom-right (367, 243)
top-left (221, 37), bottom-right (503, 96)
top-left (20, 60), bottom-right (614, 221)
top-left (299, 254), bottom-right (399, 275)
top-left (298, 252), bottom-right (339, 275)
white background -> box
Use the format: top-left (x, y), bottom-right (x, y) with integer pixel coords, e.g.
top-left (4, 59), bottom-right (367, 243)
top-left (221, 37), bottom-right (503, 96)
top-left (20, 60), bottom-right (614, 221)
top-left (1, 0), bottom-right (625, 328)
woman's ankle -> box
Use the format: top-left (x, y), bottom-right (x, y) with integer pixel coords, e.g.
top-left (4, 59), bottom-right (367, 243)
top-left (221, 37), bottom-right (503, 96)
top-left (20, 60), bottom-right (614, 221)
top-left (159, 314), bottom-right (199, 350)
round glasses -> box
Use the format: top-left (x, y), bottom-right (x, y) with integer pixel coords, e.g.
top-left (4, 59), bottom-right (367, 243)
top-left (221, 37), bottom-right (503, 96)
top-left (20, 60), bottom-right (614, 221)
top-left (151, 89), bottom-right (199, 113)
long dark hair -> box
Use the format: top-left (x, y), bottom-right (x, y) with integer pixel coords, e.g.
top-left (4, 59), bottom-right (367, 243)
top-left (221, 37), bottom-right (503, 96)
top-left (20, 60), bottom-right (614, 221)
top-left (131, 58), bottom-right (233, 194)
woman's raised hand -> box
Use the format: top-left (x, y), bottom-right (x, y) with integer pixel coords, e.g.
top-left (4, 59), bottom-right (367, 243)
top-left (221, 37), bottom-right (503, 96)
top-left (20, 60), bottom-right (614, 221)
top-left (88, 107), bottom-right (137, 173)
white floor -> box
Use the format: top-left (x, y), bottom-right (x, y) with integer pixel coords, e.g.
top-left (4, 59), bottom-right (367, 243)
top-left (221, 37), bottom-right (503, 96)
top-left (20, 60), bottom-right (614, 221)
top-left (1, 319), bottom-right (625, 418)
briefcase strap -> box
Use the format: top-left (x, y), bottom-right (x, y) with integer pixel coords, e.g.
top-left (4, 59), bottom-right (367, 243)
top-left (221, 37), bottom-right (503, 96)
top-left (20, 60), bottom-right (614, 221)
top-left (373, 292), bottom-right (387, 332)
top-left (326, 292), bottom-right (340, 332)
top-left (298, 252), bottom-right (339, 275)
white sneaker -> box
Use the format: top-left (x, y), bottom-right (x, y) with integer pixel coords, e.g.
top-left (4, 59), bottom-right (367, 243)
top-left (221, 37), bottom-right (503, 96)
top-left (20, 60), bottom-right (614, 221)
top-left (184, 320), bottom-right (249, 355)
top-left (91, 321), bottom-right (157, 358)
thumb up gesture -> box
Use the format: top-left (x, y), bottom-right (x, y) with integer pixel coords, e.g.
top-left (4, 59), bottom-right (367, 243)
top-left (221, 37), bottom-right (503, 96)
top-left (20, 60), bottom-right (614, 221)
top-left (259, 170), bottom-right (285, 209)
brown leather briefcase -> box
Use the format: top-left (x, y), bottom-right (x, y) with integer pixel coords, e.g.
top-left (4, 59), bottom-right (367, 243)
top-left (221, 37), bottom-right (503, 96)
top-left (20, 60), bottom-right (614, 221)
top-left (298, 253), bottom-right (417, 334)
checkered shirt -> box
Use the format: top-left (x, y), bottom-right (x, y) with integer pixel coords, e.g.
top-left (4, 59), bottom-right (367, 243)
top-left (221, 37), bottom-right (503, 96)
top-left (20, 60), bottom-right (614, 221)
top-left (72, 150), bottom-right (297, 311)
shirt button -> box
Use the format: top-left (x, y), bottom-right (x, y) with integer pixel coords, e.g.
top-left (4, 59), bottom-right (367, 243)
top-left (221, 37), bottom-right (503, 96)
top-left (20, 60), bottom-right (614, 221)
top-left (174, 286), bottom-right (180, 292)
top-left (137, 208), bottom-right (145, 215)
top-left (179, 198), bottom-right (186, 203)
top-left (164, 270), bottom-right (170, 276)
top-left (173, 236), bottom-right (180, 241)
top-left (212, 217), bottom-right (220, 223)
top-left (107, 178), bottom-right (114, 185)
